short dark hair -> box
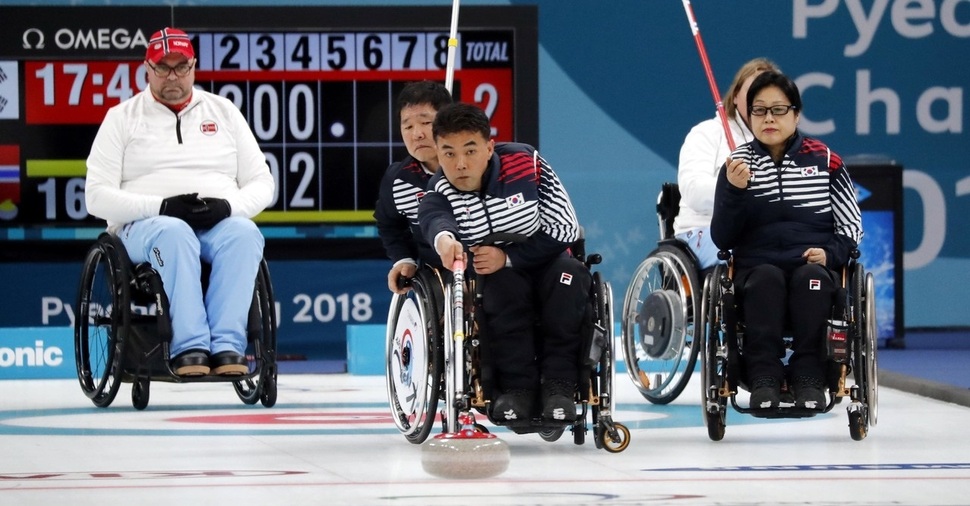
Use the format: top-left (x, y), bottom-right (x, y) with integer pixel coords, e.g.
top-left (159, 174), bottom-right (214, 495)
top-left (747, 71), bottom-right (802, 114)
top-left (432, 103), bottom-right (491, 140)
top-left (397, 80), bottom-right (452, 112)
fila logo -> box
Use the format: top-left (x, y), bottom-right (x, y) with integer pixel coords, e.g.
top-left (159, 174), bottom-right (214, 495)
top-left (506, 192), bottom-right (525, 208)
top-left (415, 191), bottom-right (425, 203)
top-left (809, 279), bottom-right (821, 290)
top-left (560, 272), bottom-right (573, 285)
top-left (200, 121), bottom-right (218, 135)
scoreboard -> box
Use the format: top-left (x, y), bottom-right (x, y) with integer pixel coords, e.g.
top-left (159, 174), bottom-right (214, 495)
top-left (0, 6), bottom-right (538, 259)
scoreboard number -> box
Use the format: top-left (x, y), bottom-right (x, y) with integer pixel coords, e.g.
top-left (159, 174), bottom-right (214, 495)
top-left (29, 62), bottom-right (148, 114)
top-left (4, 10), bottom-right (534, 230)
top-left (197, 32), bottom-right (458, 72)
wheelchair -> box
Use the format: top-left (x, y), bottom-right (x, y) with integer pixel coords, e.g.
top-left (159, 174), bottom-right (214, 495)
top-left (385, 235), bottom-right (630, 452)
top-left (621, 183), bottom-right (703, 404)
top-left (699, 251), bottom-right (878, 441)
top-left (74, 232), bottom-right (278, 410)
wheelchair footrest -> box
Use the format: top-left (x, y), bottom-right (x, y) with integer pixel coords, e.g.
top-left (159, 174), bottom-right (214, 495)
top-left (731, 394), bottom-right (836, 419)
top-left (746, 407), bottom-right (821, 419)
top-left (124, 370), bottom-right (262, 384)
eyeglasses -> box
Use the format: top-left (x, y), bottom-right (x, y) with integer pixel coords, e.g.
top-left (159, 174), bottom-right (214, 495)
top-left (147, 60), bottom-right (195, 78)
top-left (750, 105), bottom-right (797, 117)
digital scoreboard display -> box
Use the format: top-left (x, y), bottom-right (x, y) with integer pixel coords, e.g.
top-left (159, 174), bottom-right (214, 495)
top-left (0, 6), bottom-right (538, 259)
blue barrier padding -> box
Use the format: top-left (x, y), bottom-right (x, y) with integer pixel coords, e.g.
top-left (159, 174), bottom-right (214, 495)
top-left (0, 327), bottom-right (76, 380)
top-left (346, 324), bottom-right (386, 376)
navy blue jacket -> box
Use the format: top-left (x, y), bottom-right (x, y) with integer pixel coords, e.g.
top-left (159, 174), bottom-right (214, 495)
top-left (711, 132), bottom-right (863, 272)
top-left (373, 156), bottom-right (439, 267)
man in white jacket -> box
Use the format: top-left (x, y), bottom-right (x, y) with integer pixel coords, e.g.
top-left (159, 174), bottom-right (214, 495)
top-left (85, 27), bottom-right (275, 377)
top-left (674, 57), bottom-right (779, 269)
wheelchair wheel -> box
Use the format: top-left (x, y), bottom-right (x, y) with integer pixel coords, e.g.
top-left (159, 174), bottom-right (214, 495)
top-left (75, 235), bottom-right (130, 408)
top-left (592, 274), bottom-right (616, 408)
top-left (849, 264), bottom-right (878, 441)
top-left (234, 260), bottom-right (278, 408)
top-left (539, 427), bottom-right (565, 442)
top-left (592, 275), bottom-right (620, 427)
top-left (621, 243), bottom-right (700, 404)
top-left (589, 276), bottom-right (631, 453)
top-left (386, 268), bottom-right (444, 444)
top-left (699, 268), bottom-right (727, 441)
top-left (132, 377), bottom-right (150, 411)
top-left (862, 269), bottom-right (878, 426)
top-left (600, 422), bottom-right (631, 453)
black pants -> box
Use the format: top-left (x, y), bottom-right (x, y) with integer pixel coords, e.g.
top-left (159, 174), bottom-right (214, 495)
top-left (481, 256), bottom-right (591, 391)
top-left (735, 263), bottom-right (836, 383)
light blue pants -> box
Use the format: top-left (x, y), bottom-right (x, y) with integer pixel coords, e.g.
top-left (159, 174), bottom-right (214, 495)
top-left (675, 226), bottom-right (723, 270)
top-left (119, 216), bottom-right (265, 357)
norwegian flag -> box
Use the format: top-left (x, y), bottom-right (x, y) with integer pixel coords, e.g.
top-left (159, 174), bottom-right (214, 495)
top-left (150, 29), bottom-right (192, 56)
top-left (0, 145), bottom-right (21, 217)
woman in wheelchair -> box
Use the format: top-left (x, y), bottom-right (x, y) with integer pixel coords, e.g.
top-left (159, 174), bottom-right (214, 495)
top-left (711, 71), bottom-right (864, 411)
top-left (676, 57), bottom-right (780, 270)
top-left (419, 103), bottom-right (589, 423)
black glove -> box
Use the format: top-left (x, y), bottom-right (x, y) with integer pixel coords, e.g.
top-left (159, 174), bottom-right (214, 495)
top-left (192, 197), bottom-right (232, 230)
top-left (159, 193), bottom-right (208, 221)
top-left (159, 194), bottom-right (231, 230)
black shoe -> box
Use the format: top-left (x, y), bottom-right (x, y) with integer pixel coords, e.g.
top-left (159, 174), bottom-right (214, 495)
top-left (210, 351), bottom-right (248, 376)
top-left (172, 349), bottom-right (209, 377)
top-left (541, 379), bottom-right (576, 421)
top-left (492, 389), bottom-right (535, 422)
top-left (793, 375), bottom-right (827, 410)
top-left (749, 376), bottom-right (781, 409)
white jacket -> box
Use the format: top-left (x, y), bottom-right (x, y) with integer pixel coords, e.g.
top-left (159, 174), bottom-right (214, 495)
top-left (673, 113), bottom-right (753, 234)
top-left (86, 88), bottom-right (274, 231)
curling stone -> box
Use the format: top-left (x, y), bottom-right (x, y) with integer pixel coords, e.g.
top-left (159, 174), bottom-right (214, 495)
top-left (421, 414), bottom-right (510, 479)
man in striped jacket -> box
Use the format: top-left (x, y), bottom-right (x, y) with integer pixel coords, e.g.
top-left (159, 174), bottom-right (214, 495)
top-left (418, 103), bottom-right (589, 423)
top-left (374, 81), bottom-right (452, 294)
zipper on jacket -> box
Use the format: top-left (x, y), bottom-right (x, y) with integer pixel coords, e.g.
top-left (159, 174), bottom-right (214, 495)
top-left (175, 115), bottom-right (183, 144)
top-left (477, 192), bottom-right (496, 240)
top-left (775, 162), bottom-right (785, 200)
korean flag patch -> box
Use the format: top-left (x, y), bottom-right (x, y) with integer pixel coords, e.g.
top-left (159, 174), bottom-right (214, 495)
top-left (506, 192), bottom-right (525, 208)
top-left (801, 165), bottom-right (819, 177)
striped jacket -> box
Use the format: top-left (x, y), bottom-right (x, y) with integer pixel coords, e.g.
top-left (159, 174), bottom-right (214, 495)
top-left (711, 132), bottom-right (863, 272)
top-left (373, 155), bottom-right (438, 266)
top-left (418, 142), bottom-right (581, 270)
